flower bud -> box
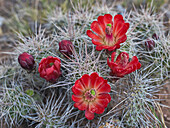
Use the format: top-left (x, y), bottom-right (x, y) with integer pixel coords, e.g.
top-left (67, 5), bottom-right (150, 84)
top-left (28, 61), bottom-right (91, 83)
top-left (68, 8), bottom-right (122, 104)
top-left (38, 56), bottom-right (61, 82)
top-left (59, 40), bottom-right (73, 56)
top-left (145, 39), bottom-right (155, 51)
top-left (18, 52), bottom-right (35, 71)
top-left (152, 33), bottom-right (159, 40)
top-left (107, 52), bottom-right (141, 77)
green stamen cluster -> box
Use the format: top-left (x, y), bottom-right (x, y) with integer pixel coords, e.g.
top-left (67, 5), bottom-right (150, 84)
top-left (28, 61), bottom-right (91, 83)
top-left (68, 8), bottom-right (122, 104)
top-left (107, 23), bottom-right (112, 27)
top-left (91, 90), bottom-right (96, 96)
top-left (49, 62), bottom-right (54, 66)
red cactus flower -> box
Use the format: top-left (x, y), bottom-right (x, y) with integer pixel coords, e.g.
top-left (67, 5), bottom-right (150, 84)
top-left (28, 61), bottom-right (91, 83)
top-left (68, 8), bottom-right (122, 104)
top-left (145, 39), bottom-right (155, 51)
top-left (59, 40), bottom-right (73, 56)
top-left (87, 14), bottom-right (129, 51)
top-left (107, 52), bottom-right (141, 77)
top-left (38, 56), bottom-right (61, 82)
top-left (72, 72), bottom-right (111, 120)
top-left (18, 52), bottom-right (35, 71)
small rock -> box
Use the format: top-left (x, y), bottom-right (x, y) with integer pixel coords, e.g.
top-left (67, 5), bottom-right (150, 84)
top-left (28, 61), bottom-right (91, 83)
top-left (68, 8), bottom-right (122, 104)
top-left (0, 16), bottom-right (5, 26)
top-left (0, 16), bottom-right (5, 35)
top-left (164, 114), bottom-right (167, 118)
top-left (167, 117), bottom-right (170, 121)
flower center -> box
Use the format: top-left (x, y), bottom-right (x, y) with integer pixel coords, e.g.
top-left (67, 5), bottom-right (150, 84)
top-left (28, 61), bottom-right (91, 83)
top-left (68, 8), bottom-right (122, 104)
top-left (104, 24), bottom-right (116, 46)
top-left (118, 54), bottom-right (128, 67)
top-left (91, 89), bottom-right (95, 96)
top-left (105, 25), bottom-right (112, 36)
top-left (107, 23), bottom-right (112, 27)
top-left (84, 89), bottom-right (96, 101)
top-left (49, 62), bottom-right (54, 66)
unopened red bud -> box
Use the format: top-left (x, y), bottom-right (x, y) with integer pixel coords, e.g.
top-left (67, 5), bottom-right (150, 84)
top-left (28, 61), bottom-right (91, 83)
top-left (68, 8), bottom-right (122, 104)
top-left (18, 52), bottom-right (35, 71)
top-left (107, 52), bottom-right (141, 77)
top-left (59, 40), bottom-right (73, 56)
top-left (145, 39), bottom-right (155, 51)
top-left (152, 33), bottom-right (159, 40)
top-left (38, 56), bottom-right (61, 82)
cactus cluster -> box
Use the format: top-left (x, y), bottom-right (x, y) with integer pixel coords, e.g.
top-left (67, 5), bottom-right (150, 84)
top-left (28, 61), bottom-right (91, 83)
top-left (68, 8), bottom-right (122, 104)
top-left (0, 0), bottom-right (169, 128)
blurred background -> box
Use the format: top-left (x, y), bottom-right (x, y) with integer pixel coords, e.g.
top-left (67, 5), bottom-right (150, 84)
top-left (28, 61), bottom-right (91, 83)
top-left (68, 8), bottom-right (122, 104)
top-left (0, 0), bottom-right (169, 39)
top-left (1, 0), bottom-right (169, 69)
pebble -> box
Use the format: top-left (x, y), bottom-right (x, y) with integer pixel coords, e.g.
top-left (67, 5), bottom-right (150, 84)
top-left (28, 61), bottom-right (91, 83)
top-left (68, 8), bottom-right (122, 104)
top-left (167, 117), bottom-right (170, 121)
top-left (164, 114), bottom-right (167, 118)
top-left (0, 16), bottom-right (5, 35)
top-left (0, 16), bottom-right (5, 26)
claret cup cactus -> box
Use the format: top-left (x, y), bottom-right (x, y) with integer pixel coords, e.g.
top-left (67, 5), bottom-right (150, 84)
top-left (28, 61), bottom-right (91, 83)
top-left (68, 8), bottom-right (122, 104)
top-left (0, 1), bottom-right (169, 128)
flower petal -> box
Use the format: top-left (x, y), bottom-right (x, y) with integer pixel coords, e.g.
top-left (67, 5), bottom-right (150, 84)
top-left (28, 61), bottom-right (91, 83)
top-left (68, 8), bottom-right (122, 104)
top-left (39, 58), bottom-right (46, 65)
top-left (46, 66), bottom-right (55, 76)
top-left (46, 56), bottom-right (53, 62)
top-left (97, 93), bottom-right (111, 102)
top-left (72, 85), bottom-right (83, 95)
top-left (115, 52), bottom-right (129, 66)
top-left (116, 23), bottom-right (129, 38)
top-left (89, 94), bottom-right (111, 113)
top-left (96, 98), bottom-right (110, 108)
top-left (114, 14), bottom-right (123, 21)
top-left (107, 44), bottom-right (120, 51)
top-left (97, 82), bottom-right (111, 94)
top-left (91, 21), bottom-right (104, 36)
top-left (85, 109), bottom-right (94, 120)
top-left (80, 74), bottom-right (90, 89)
top-left (74, 102), bottom-right (80, 108)
top-left (97, 16), bottom-right (105, 32)
top-left (89, 102), bottom-right (105, 114)
top-left (123, 56), bottom-right (141, 75)
top-left (74, 101), bottom-right (83, 108)
top-left (107, 58), bottom-right (111, 68)
top-left (113, 14), bottom-right (125, 36)
top-left (39, 68), bottom-right (46, 77)
top-left (87, 30), bottom-right (102, 40)
top-left (89, 72), bottom-right (99, 88)
top-left (113, 20), bottom-right (124, 36)
top-left (111, 52), bottom-right (116, 62)
top-left (54, 59), bottom-right (61, 70)
top-left (104, 14), bottom-right (113, 24)
top-left (92, 39), bottom-right (103, 45)
top-left (116, 35), bottom-right (127, 44)
top-left (76, 101), bottom-right (88, 111)
top-left (96, 45), bottom-right (105, 51)
top-left (107, 59), bottom-right (118, 70)
top-left (75, 79), bottom-right (85, 91)
top-left (137, 61), bottom-right (142, 69)
top-left (72, 95), bottom-right (83, 102)
top-left (94, 76), bottom-right (105, 90)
